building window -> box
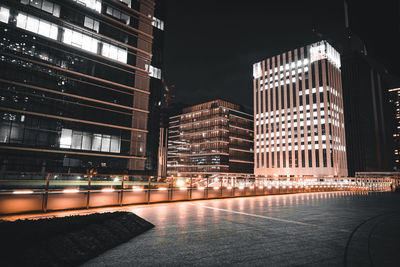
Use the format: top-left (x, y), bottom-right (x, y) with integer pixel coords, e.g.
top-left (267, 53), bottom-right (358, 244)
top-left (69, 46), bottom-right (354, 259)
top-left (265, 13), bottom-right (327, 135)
top-left (145, 64), bottom-right (162, 79)
top-left (101, 42), bottom-right (128, 63)
top-left (106, 6), bottom-right (130, 24)
top-left (21, 0), bottom-right (61, 17)
top-left (152, 17), bottom-right (164, 30)
top-left (119, 0), bottom-right (131, 7)
top-left (16, 12), bottom-right (58, 40)
top-left (63, 28), bottom-right (98, 54)
top-left (0, 6), bottom-right (10, 23)
top-left (60, 128), bottom-right (121, 153)
top-left (84, 16), bottom-right (99, 32)
top-left (72, 0), bottom-right (102, 13)
top-left (63, 26), bottom-right (128, 63)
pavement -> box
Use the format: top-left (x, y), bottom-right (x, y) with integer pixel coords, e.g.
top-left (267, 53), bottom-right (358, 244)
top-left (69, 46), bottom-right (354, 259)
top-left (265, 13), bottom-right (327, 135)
top-left (3, 191), bottom-right (400, 266)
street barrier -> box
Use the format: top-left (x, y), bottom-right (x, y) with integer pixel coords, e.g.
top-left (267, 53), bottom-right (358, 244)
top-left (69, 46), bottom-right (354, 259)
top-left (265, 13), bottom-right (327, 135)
top-left (0, 173), bottom-right (395, 215)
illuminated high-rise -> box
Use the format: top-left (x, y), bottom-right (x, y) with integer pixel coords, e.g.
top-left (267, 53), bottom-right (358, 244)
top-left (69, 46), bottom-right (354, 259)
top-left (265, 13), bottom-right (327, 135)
top-left (253, 40), bottom-right (348, 177)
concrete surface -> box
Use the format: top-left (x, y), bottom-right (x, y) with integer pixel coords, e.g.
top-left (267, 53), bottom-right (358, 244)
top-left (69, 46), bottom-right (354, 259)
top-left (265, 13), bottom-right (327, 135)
top-left (79, 191), bottom-right (399, 266)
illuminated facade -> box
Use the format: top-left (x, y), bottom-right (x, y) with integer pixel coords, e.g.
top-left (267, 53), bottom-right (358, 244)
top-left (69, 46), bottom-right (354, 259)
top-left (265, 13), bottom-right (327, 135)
top-left (167, 100), bottom-right (253, 176)
top-left (0, 0), bottom-right (163, 173)
top-left (253, 40), bottom-right (348, 177)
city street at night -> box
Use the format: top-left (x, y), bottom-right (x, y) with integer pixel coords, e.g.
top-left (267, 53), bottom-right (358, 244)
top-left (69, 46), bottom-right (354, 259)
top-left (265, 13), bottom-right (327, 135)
top-left (4, 191), bottom-right (399, 266)
top-left (1, 1), bottom-right (400, 266)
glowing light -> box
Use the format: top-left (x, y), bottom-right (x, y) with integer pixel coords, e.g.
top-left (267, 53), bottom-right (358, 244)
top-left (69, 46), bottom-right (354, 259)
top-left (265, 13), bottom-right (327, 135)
top-left (249, 186), bottom-right (254, 190)
top-left (63, 189), bottom-right (79, 193)
top-left (180, 187), bottom-right (187, 190)
top-left (198, 187), bottom-right (205, 190)
top-left (176, 179), bottom-right (185, 187)
top-left (133, 188), bottom-right (144, 191)
top-left (13, 190), bottom-right (34, 194)
top-left (267, 186), bottom-right (272, 189)
top-left (227, 186), bottom-right (232, 190)
top-left (213, 186), bottom-right (220, 190)
top-left (259, 186), bottom-right (263, 189)
top-left (158, 187), bottom-right (168, 191)
top-left (238, 186), bottom-right (244, 190)
top-left (102, 188), bottom-right (115, 192)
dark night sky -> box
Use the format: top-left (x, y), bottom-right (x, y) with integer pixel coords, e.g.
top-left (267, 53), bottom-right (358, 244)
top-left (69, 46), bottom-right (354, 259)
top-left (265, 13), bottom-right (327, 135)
top-left (162, 0), bottom-right (400, 109)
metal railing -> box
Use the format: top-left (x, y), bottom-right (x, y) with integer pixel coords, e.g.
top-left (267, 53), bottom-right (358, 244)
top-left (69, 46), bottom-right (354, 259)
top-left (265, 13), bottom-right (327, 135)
top-left (0, 173), bottom-right (396, 215)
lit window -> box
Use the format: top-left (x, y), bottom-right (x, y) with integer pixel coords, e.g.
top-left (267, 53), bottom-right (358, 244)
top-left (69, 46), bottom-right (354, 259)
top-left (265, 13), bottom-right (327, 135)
top-left (16, 12), bottom-right (58, 40)
top-left (152, 17), bottom-right (164, 30)
top-left (106, 6), bottom-right (130, 24)
top-left (102, 42), bottom-right (128, 63)
top-left (63, 28), bottom-right (98, 54)
top-left (84, 16), bottom-right (99, 32)
top-left (119, 0), bottom-right (131, 7)
top-left (145, 64), bottom-right (162, 79)
top-left (72, 0), bottom-right (102, 13)
top-left (60, 129), bottom-right (73, 148)
top-left (0, 6), bottom-right (10, 23)
top-left (21, 0), bottom-right (60, 17)
top-left (60, 128), bottom-right (121, 153)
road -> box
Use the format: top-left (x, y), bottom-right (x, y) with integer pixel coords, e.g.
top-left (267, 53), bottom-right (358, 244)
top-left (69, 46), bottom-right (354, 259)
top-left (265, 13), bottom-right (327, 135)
top-left (3, 191), bottom-right (400, 266)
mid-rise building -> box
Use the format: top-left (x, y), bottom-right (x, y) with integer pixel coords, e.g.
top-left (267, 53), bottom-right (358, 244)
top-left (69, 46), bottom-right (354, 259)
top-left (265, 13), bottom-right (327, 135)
top-left (167, 99), bottom-right (253, 177)
top-left (0, 0), bottom-right (161, 174)
top-left (253, 40), bottom-right (348, 177)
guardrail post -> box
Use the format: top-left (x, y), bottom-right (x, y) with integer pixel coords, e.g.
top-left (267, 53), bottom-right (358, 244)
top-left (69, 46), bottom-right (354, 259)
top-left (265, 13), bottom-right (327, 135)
top-left (190, 176), bottom-right (193, 200)
top-left (120, 176), bottom-right (125, 206)
top-left (147, 176), bottom-right (151, 204)
top-left (220, 177), bottom-right (223, 197)
top-left (42, 173), bottom-right (51, 212)
top-left (86, 174), bottom-right (92, 209)
top-left (232, 177), bottom-right (235, 197)
top-left (244, 177), bottom-right (247, 195)
top-left (206, 177), bottom-right (209, 199)
top-left (170, 177), bottom-right (174, 201)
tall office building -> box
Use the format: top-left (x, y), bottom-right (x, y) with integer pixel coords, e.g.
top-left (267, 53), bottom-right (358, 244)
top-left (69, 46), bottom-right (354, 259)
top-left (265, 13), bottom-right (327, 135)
top-left (388, 88), bottom-right (400, 170)
top-left (167, 100), bottom-right (253, 177)
top-left (253, 40), bottom-right (348, 177)
top-left (337, 31), bottom-right (395, 176)
top-left (0, 0), bottom-right (160, 174)
top-left (145, 0), bottom-right (165, 174)
top-left (341, 49), bottom-right (395, 175)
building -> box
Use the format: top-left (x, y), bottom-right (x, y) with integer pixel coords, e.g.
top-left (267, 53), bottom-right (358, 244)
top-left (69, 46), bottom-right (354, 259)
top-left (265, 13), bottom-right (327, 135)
top-left (0, 0), bottom-right (161, 174)
top-left (331, 1), bottom-right (396, 176)
top-left (389, 88), bottom-right (400, 170)
top-left (144, 0), bottom-right (165, 174)
top-left (341, 47), bottom-right (395, 175)
top-left (253, 40), bottom-right (348, 177)
top-left (167, 99), bottom-right (253, 177)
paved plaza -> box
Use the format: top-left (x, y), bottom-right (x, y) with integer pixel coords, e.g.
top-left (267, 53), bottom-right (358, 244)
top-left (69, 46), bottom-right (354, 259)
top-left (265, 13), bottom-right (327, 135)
top-left (3, 191), bottom-right (400, 266)
top-left (81, 192), bottom-right (400, 266)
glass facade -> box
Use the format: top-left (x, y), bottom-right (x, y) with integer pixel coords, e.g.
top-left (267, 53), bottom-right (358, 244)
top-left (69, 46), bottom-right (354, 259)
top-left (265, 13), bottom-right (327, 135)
top-left (145, 0), bottom-right (164, 173)
top-left (167, 100), bottom-right (254, 176)
top-left (0, 0), bottom-right (159, 174)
